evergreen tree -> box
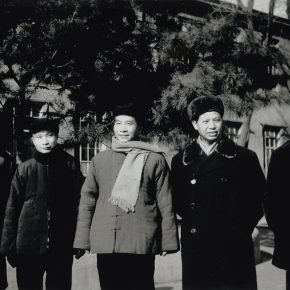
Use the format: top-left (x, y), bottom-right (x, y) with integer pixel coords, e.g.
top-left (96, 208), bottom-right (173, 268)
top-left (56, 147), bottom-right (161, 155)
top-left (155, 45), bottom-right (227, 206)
top-left (152, 5), bottom-right (290, 147)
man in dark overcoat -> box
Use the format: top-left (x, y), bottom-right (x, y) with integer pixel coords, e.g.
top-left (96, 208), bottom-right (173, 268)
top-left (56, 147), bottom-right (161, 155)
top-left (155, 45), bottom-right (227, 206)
top-left (171, 96), bottom-right (265, 290)
top-left (0, 146), bottom-right (13, 290)
top-left (1, 118), bottom-right (84, 290)
top-left (265, 139), bottom-right (290, 290)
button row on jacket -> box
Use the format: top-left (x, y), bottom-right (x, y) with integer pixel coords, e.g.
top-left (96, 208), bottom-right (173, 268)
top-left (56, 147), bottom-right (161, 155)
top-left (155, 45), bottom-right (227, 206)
top-left (190, 179), bottom-right (197, 185)
top-left (190, 228), bottom-right (197, 234)
top-left (190, 202), bottom-right (196, 210)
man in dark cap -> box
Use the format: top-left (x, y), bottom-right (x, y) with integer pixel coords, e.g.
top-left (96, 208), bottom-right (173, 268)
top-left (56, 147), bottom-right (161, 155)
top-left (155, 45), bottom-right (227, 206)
top-left (171, 96), bottom-right (265, 290)
top-left (1, 118), bottom-right (84, 290)
top-left (73, 102), bottom-right (179, 290)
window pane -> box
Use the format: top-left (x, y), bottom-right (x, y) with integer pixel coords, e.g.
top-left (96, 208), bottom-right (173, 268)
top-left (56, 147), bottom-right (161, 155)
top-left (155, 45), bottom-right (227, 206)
top-left (263, 126), bottom-right (280, 174)
top-left (81, 145), bottom-right (88, 161)
top-left (89, 147), bottom-right (95, 160)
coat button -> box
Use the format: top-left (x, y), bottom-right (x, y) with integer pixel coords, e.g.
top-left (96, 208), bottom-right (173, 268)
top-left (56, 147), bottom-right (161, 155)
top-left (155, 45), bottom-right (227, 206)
top-left (190, 228), bottom-right (197, 234)
top-left (190, 179), bottom-right (197, 184)
top-left (190, 202), bottom-right (196, 209)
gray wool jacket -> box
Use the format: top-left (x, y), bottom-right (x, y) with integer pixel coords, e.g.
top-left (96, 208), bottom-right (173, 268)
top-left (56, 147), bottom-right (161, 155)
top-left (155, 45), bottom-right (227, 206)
top-left (73, 149), bottom-right (179, 254)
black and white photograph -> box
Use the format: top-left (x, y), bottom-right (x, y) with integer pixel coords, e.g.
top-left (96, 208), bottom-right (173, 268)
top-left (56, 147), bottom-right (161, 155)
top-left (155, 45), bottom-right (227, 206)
top-left (0, 0), bottom-right (290, 289)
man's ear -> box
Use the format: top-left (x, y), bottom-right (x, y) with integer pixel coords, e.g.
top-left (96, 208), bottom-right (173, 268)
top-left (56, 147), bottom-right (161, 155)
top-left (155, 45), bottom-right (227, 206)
top-left (31, 135), bottom-right (36, 145)
top-left (192, 120), bottom-right (198, 131)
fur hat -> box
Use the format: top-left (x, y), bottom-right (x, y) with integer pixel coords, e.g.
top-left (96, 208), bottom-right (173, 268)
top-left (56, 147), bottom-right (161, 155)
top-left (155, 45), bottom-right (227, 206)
top-left (187, 96), bottom-right (224, 121)
top-left (30, 118), bottom-right (59, 135)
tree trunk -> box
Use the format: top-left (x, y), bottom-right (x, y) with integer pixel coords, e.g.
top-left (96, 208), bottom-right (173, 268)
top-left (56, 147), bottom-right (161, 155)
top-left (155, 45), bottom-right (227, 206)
top-left (237, 109), bottom-right (253, 147)
top-left (247, 0), bottom-right (255, 39)
top-left (72, 101), bottom-right (81, 161)
top-left (266, 0), bottom-right (276, 46)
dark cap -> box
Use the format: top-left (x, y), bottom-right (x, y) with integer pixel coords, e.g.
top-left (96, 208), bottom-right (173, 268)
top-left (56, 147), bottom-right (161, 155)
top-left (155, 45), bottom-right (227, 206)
top-left (30, 118), bottom-right (59, 135)
top-left (187, 96), bottom-right (224, 121)
top-left (112, 102), bottom-right (144, 123)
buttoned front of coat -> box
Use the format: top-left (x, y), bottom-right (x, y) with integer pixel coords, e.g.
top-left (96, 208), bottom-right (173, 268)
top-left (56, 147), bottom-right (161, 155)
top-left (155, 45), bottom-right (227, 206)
top-left (0, 148), bottom-right (83, 255)
top-left (171, 138), bottom-right (265, 288)
top-left (73, 149), bottom-right (179, 255)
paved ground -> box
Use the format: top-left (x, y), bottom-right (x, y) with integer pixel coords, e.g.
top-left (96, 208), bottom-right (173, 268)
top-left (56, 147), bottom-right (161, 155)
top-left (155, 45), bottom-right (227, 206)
top-left (5, 227), bottom-right (286, 290)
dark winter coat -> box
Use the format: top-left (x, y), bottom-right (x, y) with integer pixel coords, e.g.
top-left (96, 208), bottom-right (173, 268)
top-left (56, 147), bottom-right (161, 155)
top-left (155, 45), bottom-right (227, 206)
top-left (0, 150), bottom-right (13, 243)
top-left (73, 149), bottom-right (179, 254)
top-left (171, 137), bottom-right (265, 289)
top-left (1, 147), bottom-right (83, 255)
top-left (265, 140), bottom-right (290, 270)
top-left (0, 150), bottom-right (13, 289)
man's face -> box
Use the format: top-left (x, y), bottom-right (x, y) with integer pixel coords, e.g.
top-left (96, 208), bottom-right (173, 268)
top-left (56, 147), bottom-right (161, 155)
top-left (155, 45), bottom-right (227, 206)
top-left (192, 111), bottom-right (222, 144)
top-left (113, 115), bottom-right (140, 143)
top-left (32, 130), bottom-right (58, 154)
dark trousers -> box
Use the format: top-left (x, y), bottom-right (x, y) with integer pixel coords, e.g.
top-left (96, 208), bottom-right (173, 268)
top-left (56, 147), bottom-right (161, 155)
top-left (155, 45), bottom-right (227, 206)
top-left (16, 253), bottom-right (73, 290)
top-left (182, 251), bottom-right (257, 290)
top-left (97, 253), bottom-right (155, 290)
top-left (0, 255), bottom-right (8, 290)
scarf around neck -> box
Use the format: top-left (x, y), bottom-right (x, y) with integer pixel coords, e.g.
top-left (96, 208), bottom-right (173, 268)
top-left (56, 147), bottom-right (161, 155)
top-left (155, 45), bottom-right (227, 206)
top-left (109, 136), bottom-right (164, 213)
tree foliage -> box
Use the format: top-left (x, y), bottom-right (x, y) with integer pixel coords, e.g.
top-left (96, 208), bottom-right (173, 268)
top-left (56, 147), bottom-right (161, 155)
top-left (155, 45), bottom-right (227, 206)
top-left (151, 8), bottom-right (290, 146)
top-left (0, 0), bottom-right (137, 107)
top-left (1, 0), bottom-right (290, 150)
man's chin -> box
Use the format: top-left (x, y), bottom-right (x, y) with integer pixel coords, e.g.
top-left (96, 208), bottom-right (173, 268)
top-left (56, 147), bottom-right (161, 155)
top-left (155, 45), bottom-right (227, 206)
top-left (39, 149), bottom-right (53, 154)
top-left (205, 136), bottom-right (219, 143)
top-left (117, 137), bottom-right (131, 143)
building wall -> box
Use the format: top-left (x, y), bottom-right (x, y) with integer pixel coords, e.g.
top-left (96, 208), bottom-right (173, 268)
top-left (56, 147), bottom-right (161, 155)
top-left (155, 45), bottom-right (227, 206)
top-left (223, 0), bottom-right (289, 19)
top-left (224, 102), bottom-right (290, 175)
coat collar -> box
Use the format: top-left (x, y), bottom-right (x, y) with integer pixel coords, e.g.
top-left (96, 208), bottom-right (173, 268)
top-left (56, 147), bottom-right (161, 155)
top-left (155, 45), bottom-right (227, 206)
top-left (183, 136), bottom-right (237, 166)
top-left (33, 146), bottom-right (60, 164)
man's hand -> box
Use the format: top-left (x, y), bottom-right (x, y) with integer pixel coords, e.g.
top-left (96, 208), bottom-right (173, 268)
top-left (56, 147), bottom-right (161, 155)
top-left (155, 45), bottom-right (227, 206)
top-left (73, 248), bottom-right (86, 259)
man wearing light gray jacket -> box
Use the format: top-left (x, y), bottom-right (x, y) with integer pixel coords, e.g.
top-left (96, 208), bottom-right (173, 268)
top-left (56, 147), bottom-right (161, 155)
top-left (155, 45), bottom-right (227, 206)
top-left (74, 103), bottom-right (179, 290)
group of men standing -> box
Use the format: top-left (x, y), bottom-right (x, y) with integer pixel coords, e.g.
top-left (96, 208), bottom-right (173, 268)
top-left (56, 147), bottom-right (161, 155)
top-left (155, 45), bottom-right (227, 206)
top-left (0, 96), bottom-right (289, 290)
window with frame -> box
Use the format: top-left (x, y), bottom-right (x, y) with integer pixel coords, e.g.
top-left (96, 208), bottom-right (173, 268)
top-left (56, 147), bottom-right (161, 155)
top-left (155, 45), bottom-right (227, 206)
top-left (263, 125), bottom-right (284, 174)
top-left (224, 121), bottom-right (242, 143)
top-left (79, 114), bottom-right (100, 175)
top-left (80, 142), bottom-right (99, 175)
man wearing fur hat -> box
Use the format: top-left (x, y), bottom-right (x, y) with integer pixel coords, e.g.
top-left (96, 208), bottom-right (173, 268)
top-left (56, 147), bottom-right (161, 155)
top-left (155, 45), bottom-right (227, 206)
top-left (73, 103), bottom-right (179, 290)
top-left (1, 118), bottom-right (83, 290)
top-left (171, 96), bottom-right (265, 290)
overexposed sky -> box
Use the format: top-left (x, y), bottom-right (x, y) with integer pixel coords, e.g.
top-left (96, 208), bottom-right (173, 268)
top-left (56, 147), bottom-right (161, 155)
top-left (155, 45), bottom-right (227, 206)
top-left (222, 0), bottom-right (289, 19)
